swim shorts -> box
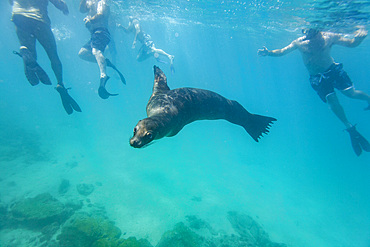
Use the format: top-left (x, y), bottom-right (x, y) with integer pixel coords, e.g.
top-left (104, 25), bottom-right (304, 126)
top-left (138, 33), bottom-right (154, 56)
top-left (83, 28), bottom-right (111, 52)
top-left (309, 63), bottom-right (353, 102)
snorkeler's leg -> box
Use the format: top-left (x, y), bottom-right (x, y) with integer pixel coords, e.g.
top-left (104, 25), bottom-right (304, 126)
top-left (78, 47), bottom-right (97, 63)
top-left (151, 46), bottom-right (174, 73)
top-left (341, 87), bottom-right (370, 110)
top-left (93, 48), bottom-right (118, 99)
top-left (327, 94), bottom-right (369, 155)
top-left (326, 93), bottom-right (352, 129)
top-left (34, 23), bottom-right (81, 114)
top-left (15, 25), bottom-right (51, 86)
top-left (36, 23), bottom-right (63, 85)
top-left (92, 48), bottom-right (107, 78)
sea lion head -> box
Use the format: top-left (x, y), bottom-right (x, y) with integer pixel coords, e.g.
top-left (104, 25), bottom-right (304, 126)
top-left (130, 118), bottom-right (157, 148)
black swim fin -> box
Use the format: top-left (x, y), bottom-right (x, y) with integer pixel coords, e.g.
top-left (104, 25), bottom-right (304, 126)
top-left (106, 59), bottom-right (126, 85)
top-left (345, 125), bottom-right (370, 156)
top-left (14, 48), bottom-right (52, 86)
top-left (98, 76), bottom-right (119, 99)
top-left (55, 84), bottom-right (82, 115)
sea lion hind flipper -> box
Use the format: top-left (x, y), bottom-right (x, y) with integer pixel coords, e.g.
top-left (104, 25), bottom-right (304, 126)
top-left (243, 114), bottom-right (277, 142)
top-left (153, 66), bottom-right (170, 94)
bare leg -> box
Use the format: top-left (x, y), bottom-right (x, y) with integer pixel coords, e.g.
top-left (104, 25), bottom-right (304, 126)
top-left (92, 48), bottom-right (107, 78)
top-left (341, 87), bottom-right (370, 110)
top-left (15, 26), bottom-right (36, 58)
top-left (35, 23), bottom-right (63, 85)
top-left (151, 46), bottom-right (174, 64)
top-left (78, 47), bottom-right (97, 63)
top-left (326, 93), bottom-right (352, 129)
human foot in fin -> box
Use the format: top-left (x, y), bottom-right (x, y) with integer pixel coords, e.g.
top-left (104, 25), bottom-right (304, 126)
top-left (345, 125), bottom-right (370, 156)
top-left (14, 47), bottom-right (52, 86)
top-left (106, 59), bottom-right (126, 85)
top-left (98, 76), bottom-right (118, 99)
top-left (55, 84), bottom-right (82, 115)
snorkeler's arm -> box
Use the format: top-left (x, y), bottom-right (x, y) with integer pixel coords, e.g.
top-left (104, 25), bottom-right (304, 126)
top-left (117, 20), bottom-right (134, 33)
top-left (79, 0), bottom-right (88, 13)
top-left (88, 0), bottom-right (110, 23)
top-left (50, 0), bottom-right (69, 15)
top-left (331, 29), bottom-right (368, 48)
top-left (258, 40), bottom-right (298, 57)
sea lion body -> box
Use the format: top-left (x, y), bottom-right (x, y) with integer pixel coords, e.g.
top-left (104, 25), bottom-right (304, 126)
top-left (130, 66), bottom-right (276, 148)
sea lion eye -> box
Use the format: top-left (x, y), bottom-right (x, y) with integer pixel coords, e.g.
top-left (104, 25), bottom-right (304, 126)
top-left (133, 127), bottom-right (138, 135)
top-left (146, 132), bottom-right (153, 139)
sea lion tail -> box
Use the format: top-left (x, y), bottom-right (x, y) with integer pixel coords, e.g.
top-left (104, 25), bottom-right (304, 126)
top-left (243, 114), bottom-right (276, 142)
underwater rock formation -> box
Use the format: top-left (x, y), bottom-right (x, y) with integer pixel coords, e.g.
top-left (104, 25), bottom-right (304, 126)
top-left (0, 202), bottom-right (7, 230)
top-left (185, 215), bottom-right (217, 235)
top-left (156, 222), bottom-right (210, 247)
top-left (118, 237), bottom-right (153, 247)
top-left (77, 183), bottom-right (95, 196)
top-left (8, 193), bottom-right (73, 230)
top-left (57, 213), bottom-right (153, 247)
top-left (57, 212), bottom-right (122, 246)
top-left (226, 211), bottom-right (287, 247)
top-left (58, 179), bottom-right (70, 195)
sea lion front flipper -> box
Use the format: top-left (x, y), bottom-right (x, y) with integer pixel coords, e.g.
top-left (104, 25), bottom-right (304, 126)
top-left (153, 66), bottom-right (170, 95)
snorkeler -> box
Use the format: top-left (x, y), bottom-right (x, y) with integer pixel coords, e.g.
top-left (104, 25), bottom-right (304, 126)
top-left (118, 17), bottom-right (175, 74)
top-left (9, 0), bottom-right (81, 115)
top-left (78, 0), bottom-right (126, 100)
top-left (258, 27), bottom-right (370, 156)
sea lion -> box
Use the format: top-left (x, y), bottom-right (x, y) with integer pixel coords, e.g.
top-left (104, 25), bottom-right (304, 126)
top-left (130, 66), bottom-right (277, 148)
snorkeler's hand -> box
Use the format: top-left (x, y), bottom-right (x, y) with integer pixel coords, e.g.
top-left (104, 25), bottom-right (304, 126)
top-left (257, 46), bottom-right (269, 56)
top-left (83, 16), bottom-right (91, 25)
top-left (132, 41), bottom-right (136, 49)
top-left (354, 28), bottom-right (368, 39)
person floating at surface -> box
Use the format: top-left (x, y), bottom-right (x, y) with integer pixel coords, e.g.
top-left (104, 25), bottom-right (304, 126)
top-left (78, 0), bottom-right (126, 100)
top-left (10, 0), bottom-right (81, 115)
top-left (258, 27), bottom-right (370, 156)
top-left (118, 17), bottom-right (175, 74)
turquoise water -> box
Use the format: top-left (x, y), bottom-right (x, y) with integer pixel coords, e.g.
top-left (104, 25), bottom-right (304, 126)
top-left (0, 0), bottom-right (370, 246)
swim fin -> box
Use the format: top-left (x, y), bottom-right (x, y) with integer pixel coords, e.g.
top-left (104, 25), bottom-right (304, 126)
top-left (98, 76), bottom-right (118, 99)
top-left (155, 57), bottom-right (168, 64)
top-left (106, 59), bottom-right (126, 85)
top-left (170, 63), bottom-right (175, 75)
top-left (345, 125), bottom-right (370, 156)
top-left (14, 48), bottom-right (52, 86)
top-left (55, 84), bottom-right (82, 115)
